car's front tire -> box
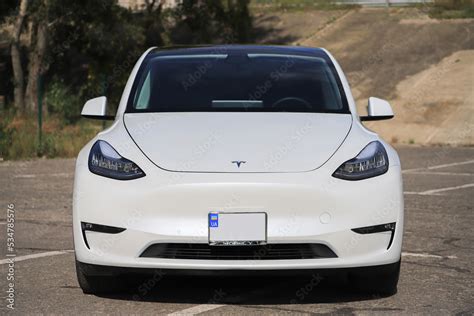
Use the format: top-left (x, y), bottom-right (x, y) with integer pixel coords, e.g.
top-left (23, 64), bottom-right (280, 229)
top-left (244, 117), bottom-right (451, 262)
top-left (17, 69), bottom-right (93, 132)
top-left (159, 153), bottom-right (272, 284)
top-left (75, 260), bottom-right (126, 294)
top-left (349, 259), bottom-right (401, 295)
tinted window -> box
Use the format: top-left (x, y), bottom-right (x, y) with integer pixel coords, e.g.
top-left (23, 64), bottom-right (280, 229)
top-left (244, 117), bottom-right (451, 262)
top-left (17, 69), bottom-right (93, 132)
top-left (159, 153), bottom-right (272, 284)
top-left (128, 53), bottom-right (349, 113)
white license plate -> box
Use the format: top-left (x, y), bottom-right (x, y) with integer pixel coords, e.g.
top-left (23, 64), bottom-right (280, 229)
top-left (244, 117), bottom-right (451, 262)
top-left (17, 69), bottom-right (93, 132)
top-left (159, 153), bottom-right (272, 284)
top-left (208, 212), bottom-right (267, 246)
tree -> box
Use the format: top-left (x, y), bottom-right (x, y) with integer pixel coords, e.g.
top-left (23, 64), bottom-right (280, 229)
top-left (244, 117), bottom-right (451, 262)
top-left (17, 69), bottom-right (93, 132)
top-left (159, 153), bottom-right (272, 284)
top-left (7, 0), bottom-right (252, 117)
top-left (10, 0), bottom-right (50, 113)
top-left (8, 0), bottom-right (146, 115)
top-left (141, 0), bottom-right (166, 47)
top-left (170, 0), bottom-right (252, 45)
top-left (25, 0), bottom-right (49, 113)
top-left (10, 0), bottom-right (28, 111)
top-left (225, 0), bottom-right (252, 43)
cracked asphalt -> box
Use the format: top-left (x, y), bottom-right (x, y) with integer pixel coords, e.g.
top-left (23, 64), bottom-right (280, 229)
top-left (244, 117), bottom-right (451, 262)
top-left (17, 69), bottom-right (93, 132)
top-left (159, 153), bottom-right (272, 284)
top-left (0, 146), bottom-right (473, 315)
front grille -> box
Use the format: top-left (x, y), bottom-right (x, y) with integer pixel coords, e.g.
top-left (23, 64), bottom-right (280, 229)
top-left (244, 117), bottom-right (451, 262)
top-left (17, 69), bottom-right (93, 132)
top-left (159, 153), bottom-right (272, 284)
top-left (140, 243), bottom-right (337, 260)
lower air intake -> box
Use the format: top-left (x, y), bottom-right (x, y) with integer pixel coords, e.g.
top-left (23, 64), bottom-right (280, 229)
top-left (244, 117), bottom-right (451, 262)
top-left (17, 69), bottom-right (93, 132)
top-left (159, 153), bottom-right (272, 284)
top-left (140, 243), bottom-right (337, 260)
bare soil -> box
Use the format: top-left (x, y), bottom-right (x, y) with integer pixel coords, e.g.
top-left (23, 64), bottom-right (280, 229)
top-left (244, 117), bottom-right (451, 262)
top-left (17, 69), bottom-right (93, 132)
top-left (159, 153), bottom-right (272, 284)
top-left (254, 7), bottom-right (474, 145)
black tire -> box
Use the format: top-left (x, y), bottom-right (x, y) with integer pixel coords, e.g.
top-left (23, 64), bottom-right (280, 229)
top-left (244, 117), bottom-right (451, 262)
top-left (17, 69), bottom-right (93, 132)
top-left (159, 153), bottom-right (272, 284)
top-left (349, 259), bottom-right (401, 296)
top-left (75, 260), bottom-right (126, 294)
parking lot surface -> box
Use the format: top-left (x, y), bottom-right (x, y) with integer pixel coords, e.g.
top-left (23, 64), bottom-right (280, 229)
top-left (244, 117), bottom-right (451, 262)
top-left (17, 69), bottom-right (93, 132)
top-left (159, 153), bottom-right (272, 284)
top-left (0, 146), bottom-right (473, 315)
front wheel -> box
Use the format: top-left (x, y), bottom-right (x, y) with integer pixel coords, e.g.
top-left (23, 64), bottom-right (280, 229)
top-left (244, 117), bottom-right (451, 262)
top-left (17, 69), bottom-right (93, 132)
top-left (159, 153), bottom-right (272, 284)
top-left (349, 259), bottom-right (401, 295)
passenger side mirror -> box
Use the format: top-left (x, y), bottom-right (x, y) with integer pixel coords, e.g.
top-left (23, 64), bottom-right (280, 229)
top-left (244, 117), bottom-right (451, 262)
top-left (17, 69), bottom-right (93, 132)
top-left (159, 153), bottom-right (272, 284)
top-left (81, 96), bottom-right (114, 120)
top-left (360, 97), bottom-right (394, 121)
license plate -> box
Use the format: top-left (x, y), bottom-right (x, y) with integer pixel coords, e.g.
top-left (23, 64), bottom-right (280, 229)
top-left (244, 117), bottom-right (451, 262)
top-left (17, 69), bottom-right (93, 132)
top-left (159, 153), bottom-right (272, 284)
top-left (208, 212), bottom-right (267, 246)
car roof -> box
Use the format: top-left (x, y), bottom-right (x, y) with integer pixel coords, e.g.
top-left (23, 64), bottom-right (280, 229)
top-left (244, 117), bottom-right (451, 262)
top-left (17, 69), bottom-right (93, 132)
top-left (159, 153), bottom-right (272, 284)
top-left (148, 45), bottom-right (327, 58)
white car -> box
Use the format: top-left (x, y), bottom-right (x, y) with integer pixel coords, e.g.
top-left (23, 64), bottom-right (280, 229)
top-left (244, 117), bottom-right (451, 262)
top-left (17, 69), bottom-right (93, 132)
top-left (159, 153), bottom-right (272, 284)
top-left (73, 45), bottom-right (403, 295)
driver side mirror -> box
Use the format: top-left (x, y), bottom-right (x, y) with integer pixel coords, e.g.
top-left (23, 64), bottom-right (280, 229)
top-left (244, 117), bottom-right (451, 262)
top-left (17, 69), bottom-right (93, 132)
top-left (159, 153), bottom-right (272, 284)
top-left (81, 96), bottom-right (114, 120)
top-left (360, 97), bottom-right (394, 121)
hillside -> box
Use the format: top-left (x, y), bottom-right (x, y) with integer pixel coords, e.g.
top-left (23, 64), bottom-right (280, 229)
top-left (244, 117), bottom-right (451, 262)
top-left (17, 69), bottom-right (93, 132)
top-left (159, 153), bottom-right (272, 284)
top-left (254, 7), bottom-right (474, 145)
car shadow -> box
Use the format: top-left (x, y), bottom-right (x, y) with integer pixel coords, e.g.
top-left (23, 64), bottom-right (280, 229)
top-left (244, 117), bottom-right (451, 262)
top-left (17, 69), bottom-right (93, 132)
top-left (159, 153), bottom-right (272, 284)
top-left (97, 274), bottom-right (395, 305)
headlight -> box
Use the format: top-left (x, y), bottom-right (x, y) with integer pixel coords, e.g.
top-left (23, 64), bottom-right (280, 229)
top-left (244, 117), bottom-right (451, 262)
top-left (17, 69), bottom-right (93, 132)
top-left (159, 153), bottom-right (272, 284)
top-left (88, 140), bottom-right (145, 180)
top-left (332, 141), bottom-right (388, 180)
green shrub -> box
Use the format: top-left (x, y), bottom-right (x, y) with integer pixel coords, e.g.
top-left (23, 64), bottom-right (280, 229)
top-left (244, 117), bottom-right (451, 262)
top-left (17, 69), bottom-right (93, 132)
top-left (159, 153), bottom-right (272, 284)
top-left (434, 0), bottom-right (473, 9)
top-left (431, 0), bottom-right (474, 18)
top-left (0, 112), bottom-right (14, 159)
top-left (46, 79), bottom-right (83, 124)
top-left (7, 118), bottom-right (39, 159)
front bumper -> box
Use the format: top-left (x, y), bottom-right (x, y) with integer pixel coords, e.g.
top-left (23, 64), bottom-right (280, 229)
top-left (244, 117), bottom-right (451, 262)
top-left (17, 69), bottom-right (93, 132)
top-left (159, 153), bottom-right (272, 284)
top-left (73, 163), bottom-right (404, 270)
top-left (77, 259), bottom-right (402, 278)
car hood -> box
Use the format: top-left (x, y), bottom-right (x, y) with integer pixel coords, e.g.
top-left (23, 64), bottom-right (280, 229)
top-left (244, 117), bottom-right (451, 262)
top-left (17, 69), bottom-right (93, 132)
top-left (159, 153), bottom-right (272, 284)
top-left (124, 112), bottom-right (352, 173)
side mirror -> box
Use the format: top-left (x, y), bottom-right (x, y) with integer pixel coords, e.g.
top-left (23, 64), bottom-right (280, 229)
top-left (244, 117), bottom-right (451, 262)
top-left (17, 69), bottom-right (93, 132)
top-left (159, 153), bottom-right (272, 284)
top-left (360, 97), bottom-right (394, 121)
top-left (81, 96), bottom-right (114, 120)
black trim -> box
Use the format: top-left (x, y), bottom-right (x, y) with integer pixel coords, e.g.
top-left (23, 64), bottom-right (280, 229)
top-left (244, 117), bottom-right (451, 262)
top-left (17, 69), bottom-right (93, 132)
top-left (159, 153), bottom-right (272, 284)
top-left (352, 222), bottom-right (396, 250)
top-left (360, 115), bottom-right (394, 121)
top-left (140, 243), bottom-right (337, 260)
top-left (81, 222), bottom-right (126, 249)
top-left (352, 223), bottom-right (395, 234)
top-left (81, 227), bottom-right (90, 249)
top-left (76, 259), bottom-right (401, 277)
top-left (81, 222), bottom-right (126, 234)
top-left (82, 115), bottom-right (115, 121)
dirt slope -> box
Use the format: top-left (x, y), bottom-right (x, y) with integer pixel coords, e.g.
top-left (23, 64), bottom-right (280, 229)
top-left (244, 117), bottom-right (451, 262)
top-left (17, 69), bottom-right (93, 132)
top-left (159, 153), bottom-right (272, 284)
top-left (253, 10), bottom-right (348, 44)
top-left (387, 50), bottom-right (474, 145)
top-left (254, 7), bottom-right (474, 145)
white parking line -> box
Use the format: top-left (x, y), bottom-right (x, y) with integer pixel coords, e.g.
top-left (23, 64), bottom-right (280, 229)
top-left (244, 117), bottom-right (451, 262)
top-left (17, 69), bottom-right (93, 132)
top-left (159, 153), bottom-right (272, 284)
top-left (404, 183), bottom-right (474, 196)
top-left (50, 173), bottom-right (74, 177)
top-left (0, 250), bottom-right (72, 265)
top-left (425, 159), bottom-right (474, 170)
top-left (13, 174), bottom-right (36, 178)
top-left (407, 171), bottom-right (473, 177)
top-left (168, 304), bottom-right (225, 316)
top-left (402, 252), bottom-right (457, 259)
top-left (403, 159), bottom-right (474, 173)
top-left (13, 173), bottom-right (73, 179)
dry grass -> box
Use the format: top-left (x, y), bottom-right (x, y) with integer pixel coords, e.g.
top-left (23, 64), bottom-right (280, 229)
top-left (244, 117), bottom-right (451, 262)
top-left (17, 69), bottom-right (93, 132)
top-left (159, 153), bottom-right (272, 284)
top-left (0, 114), bottom-right (104, 160)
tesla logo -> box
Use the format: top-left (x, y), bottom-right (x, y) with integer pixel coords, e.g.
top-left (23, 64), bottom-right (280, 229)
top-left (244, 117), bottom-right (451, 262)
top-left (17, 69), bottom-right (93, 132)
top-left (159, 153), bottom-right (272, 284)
top-left (231, 161), bottom-right (246, 168)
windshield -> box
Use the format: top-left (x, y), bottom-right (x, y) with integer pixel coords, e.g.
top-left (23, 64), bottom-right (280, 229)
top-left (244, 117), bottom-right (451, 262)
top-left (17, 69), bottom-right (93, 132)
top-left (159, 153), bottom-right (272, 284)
top-left (127, 53), bottom-right (349, 113)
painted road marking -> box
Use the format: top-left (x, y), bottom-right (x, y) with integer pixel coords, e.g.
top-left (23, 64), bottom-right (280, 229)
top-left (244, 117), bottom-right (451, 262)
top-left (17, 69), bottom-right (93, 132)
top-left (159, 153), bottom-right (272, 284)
top-left (168, 304), bottom-right (226, 316)
top-left (403, 159), bottom-right (474, 173)
top-left (405, 183), bottom-right (474, 196)
top-left (406, 171), bottom-right (473, 177)
top-left (13, 172), bottom-right (73, 179)
top-left (13, 174), bottom-right (36, 178)
top-left (0, 250), bottom-right (73, 265)
top-left (402, 252), bottom-right (457, 259)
